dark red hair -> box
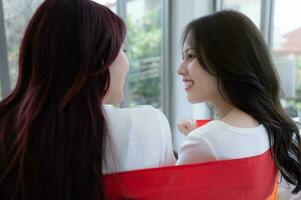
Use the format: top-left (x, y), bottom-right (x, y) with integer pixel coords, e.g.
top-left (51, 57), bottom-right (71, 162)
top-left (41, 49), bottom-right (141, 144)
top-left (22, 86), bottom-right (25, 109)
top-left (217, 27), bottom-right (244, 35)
top-left (0, 0), bottom-right (126, 199)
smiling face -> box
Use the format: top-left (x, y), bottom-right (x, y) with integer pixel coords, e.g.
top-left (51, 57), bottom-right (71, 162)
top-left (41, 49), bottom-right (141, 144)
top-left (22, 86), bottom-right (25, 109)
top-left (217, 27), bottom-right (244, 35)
top-left (177, 43), bottom-right (219, 104)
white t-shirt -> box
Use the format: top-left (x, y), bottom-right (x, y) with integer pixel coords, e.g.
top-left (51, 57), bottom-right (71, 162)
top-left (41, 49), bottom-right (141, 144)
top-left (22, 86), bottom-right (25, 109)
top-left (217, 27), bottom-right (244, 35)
top-left (103, 105), bottom-right (176, 174)
top-left (176, 120), bottom-right (270, 165)
top-left (176, 120), bottom-right (301, 198)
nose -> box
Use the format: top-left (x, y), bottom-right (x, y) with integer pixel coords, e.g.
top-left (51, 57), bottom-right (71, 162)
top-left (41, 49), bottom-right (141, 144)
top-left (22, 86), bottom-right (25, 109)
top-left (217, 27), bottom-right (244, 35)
top-left (177, 61), bottom-right (187, 76)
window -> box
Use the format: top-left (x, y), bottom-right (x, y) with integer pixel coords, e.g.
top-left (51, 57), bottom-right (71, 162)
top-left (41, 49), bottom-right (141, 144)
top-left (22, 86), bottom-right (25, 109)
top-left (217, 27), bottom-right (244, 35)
top-left (92, 0), bottom-right (117, 12)
top-left (0, 0), bottom-right (9, 99)
top-left (272, 0), bottom-right (301, 119)
top-left (122, 0), bottom-right (165, 109)
top-left (1, 0), bottom-right (167, 111)
top-left (95, 0), bottom-right (166, 109)
top-left (1, 0), bottom-right (43, 100)
top-left (217, 0), bottom-right (262, 28)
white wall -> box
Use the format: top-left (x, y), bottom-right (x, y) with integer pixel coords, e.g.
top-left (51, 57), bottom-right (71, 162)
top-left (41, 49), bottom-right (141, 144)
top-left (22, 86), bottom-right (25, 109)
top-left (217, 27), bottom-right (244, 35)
top-left (274, 54), bottom-right (296, 98)
top-left (170, 0), bottom-right (214, 150)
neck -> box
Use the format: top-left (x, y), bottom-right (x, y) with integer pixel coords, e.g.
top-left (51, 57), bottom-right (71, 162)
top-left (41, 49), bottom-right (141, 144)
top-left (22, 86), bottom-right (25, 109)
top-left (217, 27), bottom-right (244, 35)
top-left (209, 98), bottom-right (234, 119)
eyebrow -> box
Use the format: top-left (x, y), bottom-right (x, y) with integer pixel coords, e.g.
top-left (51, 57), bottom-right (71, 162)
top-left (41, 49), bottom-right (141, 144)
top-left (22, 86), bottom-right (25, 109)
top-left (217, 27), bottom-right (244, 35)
top-left (183, 48), bottom-right (191, 54)
top-left (182, 47), bottom-right (194, 58)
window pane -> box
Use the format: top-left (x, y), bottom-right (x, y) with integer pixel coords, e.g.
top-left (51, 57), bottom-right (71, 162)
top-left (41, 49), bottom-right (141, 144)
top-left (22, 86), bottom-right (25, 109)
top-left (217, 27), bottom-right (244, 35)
top-left (92, 0), bottom-right (117, 12)
top-left (222, 0), bottom-right (261, 28)
top-left (2, 0), bottom-right (116, 101)
top-left (272, 0), bottom-right (301, 119)
top-left (2, 0), bottom-right (164, 108)
top-left (3, 0), bottom-right (43, 91)
top-left (124, 0), bottom-right (163, 108)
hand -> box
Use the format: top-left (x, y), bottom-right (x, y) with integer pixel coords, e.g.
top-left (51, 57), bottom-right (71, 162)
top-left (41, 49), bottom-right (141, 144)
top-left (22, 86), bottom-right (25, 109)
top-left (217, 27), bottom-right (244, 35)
top-left (177, 119), bottom-right (197, 136)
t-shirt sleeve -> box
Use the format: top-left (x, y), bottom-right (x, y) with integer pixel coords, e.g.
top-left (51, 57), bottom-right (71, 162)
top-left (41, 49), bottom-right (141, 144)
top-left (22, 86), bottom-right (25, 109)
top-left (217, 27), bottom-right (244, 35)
top-left (152, 108), bottom-right (177, 166)
top-left (176, 133), bottom-right (217, 165)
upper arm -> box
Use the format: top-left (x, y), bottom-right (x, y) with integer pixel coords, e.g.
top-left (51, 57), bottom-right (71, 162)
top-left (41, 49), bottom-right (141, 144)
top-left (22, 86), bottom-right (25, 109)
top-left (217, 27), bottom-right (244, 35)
top-left (176, 134), bottom-right (217, 165)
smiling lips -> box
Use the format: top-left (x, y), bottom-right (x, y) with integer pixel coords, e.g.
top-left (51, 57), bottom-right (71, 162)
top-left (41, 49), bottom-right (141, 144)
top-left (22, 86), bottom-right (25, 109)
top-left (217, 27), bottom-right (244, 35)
top-left (183, 79), bottom-right (194, 90)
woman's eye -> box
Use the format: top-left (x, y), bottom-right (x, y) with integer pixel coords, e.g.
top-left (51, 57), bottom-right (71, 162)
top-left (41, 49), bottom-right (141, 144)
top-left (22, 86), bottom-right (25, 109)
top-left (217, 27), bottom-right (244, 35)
top-left (123, 49), bottom-right (128, 53)
top-left (186, 54), bottom-right (195, 61)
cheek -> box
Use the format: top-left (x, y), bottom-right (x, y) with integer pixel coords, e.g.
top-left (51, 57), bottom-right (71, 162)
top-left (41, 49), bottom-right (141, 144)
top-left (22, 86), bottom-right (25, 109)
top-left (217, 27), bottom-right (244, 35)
top-left (122, 62), bottom-right (129, 79)
top-left (110, 54), bottom-right (128, 79)
top-left (109, 71), bottom-right (123, 91)
top-left (115, 54), bottom-right (129, 79)
top-left (191, 66), bottom-right (218, 97)
top-left (203, 76), bottom-right (219, 99)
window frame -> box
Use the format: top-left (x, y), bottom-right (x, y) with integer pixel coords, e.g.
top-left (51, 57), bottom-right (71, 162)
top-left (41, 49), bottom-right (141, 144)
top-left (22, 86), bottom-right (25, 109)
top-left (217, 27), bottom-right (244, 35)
top-left (117, 0), bottom-right (171, 118)
top-left (214, 0), bottom-right (275, 47)
top-left (0, 0), bottom-right (11, 98)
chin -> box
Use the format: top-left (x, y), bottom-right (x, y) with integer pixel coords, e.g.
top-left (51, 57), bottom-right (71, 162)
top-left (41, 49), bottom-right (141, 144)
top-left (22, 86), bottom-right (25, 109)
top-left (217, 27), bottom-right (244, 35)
top-left (187, 95), bottom-right (205, 104)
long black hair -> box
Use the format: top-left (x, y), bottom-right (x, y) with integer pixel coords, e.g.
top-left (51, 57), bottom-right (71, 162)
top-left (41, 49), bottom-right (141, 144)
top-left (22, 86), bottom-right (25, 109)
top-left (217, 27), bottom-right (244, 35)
top-left (0, 0), bottom-right (126, 199)
top-left (182, 10), bottom-right (301, 193)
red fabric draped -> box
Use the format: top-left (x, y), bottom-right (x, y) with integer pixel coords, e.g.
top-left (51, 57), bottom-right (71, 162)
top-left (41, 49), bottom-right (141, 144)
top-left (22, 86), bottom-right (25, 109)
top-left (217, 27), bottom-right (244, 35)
top-left (103, 150), bottom-right (277, 200)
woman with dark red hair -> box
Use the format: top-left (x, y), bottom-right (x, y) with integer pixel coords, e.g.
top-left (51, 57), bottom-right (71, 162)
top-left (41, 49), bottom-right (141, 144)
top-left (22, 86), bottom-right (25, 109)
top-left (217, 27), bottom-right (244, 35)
top-left (0, 0), bottom-right (175, 199)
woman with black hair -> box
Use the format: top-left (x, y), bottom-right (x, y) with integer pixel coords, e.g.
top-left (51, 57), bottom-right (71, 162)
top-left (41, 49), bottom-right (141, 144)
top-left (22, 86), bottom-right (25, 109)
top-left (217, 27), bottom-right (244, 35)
top-left (177, 10), bottom-right (301, 195)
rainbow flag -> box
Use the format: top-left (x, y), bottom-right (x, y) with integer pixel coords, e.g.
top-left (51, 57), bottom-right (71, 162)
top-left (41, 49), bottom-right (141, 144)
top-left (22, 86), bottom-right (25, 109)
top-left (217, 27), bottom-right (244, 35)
top-left (103, 150), bottom-right (277, 200)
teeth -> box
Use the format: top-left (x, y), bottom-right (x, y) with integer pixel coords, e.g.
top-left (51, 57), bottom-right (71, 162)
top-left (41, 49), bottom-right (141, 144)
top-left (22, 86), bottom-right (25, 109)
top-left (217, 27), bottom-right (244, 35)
top-left (184, 81), bottom-right (194, 89)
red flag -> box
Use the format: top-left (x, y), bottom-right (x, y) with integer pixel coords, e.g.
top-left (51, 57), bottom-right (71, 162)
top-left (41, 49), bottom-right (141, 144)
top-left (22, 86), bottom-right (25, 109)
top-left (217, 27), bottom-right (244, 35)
top-left (104, 150), bottom-right (277, 200)
top-left (196, 119), bottom-right (212, 127)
